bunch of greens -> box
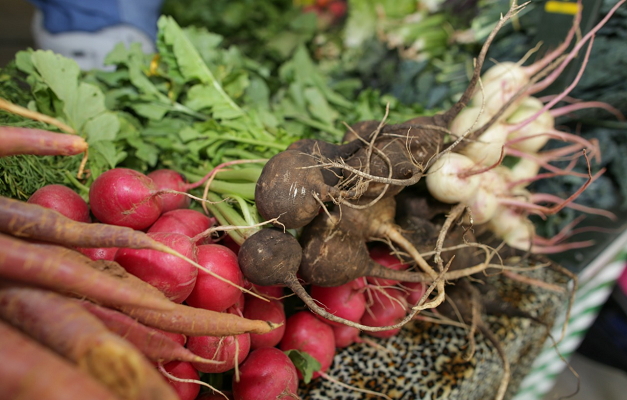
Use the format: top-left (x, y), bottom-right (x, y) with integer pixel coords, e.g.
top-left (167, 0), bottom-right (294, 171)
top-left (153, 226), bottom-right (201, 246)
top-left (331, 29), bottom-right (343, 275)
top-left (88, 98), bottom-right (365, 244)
top-left (0, 16), bottom-right (426, 216)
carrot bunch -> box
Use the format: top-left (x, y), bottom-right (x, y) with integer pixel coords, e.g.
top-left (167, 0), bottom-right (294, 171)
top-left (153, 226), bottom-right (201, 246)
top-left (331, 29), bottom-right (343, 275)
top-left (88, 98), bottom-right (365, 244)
top-left (0, 124), bottom-right (279, 400)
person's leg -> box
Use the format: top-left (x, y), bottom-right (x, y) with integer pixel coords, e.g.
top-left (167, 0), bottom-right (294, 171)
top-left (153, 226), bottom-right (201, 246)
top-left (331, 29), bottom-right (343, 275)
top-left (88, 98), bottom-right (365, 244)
top-left (27, 0), bottom-right (164, 70)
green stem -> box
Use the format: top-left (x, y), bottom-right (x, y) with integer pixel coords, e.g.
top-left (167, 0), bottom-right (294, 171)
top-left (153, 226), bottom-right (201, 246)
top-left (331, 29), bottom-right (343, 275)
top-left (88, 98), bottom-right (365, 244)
top-left (64, 171), bottom-right (90, 194)
top-left (222, 148), bottom-right (271, 161)
top-left (172, 102), bottom-right (209, 120)
top-left (205, 192), bottom-right (248, 244)
top-left (208, 180), bottom-right (256, 200)
top-left (204, 135), bottom-right (286, 150)
top-left (229, 195), bottom-right (257, 227)
top-left (214, 167), bottom-right (263, 182)
top-left (291, 115), bottom-right (345, 137)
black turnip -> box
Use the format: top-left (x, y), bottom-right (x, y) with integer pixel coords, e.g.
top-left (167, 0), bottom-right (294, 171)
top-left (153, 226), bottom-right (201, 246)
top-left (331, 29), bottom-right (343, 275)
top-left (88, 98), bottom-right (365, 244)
top-left (238, 228), bottom-right (421, 331)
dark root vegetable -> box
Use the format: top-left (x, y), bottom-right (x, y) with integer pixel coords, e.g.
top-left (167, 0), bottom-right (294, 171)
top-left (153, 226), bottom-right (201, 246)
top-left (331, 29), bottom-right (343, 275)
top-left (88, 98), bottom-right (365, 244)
top-left (255, 149), bottom-right (356, 229)
top-left (286, 138), bottom-right (363, 186)
top-left (239, 228), bottom-right (419, 332)
top-left (238, 228), bottom-right (302, 287)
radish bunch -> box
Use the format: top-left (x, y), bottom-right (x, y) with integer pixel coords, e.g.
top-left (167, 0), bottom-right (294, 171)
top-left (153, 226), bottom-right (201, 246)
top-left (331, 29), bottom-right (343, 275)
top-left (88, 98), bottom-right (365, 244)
top-left (424, 2), bottom-right (625, 252)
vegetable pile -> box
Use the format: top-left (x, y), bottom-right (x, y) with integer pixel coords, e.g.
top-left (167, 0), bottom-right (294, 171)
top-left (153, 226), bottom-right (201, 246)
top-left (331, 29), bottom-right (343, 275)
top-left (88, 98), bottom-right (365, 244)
top-left (1, 1), bottom-right (626, 399)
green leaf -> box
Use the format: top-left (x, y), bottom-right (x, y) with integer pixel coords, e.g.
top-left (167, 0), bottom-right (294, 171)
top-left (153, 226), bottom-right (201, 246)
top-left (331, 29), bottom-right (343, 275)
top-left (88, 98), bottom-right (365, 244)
top-left (128, 137), bottom-right (159, 166)
top-left (178, 126), bottom-right (203, 142)
top-left (104, 43), bottom-right (132, 65)
top-left (304, 87), bottom-right (337, 125)
top-left (73, 82), bottom-right (107, 130)
top-left (130, 102), bottom-right (170, 120)
top-left (91, 141), bottom-right (122, 169)
top-left (29, 51), bottom-right (107, 132)
top-left (31, 50), bottom-right (80, 109)
top-left (157, 16), bottom-right (243, 116)
top-left (15, 50), bottom-right (35, 75)
top-left (85, 113), bottom-right (120, 143)
top-left (284, 349), bottom-right (321, 384)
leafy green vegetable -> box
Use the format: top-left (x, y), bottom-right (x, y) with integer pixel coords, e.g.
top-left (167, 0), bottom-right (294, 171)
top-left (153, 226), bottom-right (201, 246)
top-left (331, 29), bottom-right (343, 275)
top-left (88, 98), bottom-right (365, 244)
top-left (284, 349), bottom-right (321, 384)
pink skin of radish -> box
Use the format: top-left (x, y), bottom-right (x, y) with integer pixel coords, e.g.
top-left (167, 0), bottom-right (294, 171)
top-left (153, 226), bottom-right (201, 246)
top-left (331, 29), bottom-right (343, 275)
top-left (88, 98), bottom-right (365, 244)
top-left (310, 281), bottom-right (367, 327)
top-left (27, 184), bottom-right (91, 223)
top-left (159, 329), bottom-right (186, 347)
top-left (161, 361), bottom-right (200, 400)
top-left (367, 246), bottom-right (411, 287)
top-left (279, 311), bottom-right (336, 379)
top-left (148, 209), bottom-right (216, 245)
top-left (147, 169), bottom-right (191, 212)
top-left (114, 232), bottom-right (198, 303)
top-left (232, 347), bottom-right (299, 400)
top-left (187, 333), bottom-right (251, 374)
top-left (197, 393), bottom-right (234, 400)
top-left (221, 234), bottom-right (241, 255)
top-left (249, 283), bottom-right (284, 299)
top-left (185, 244), bottom-right (244, 312)
top-left (402, 282), bottom-right (426, 307)
top-left (229, 292), bottom-right (246, 315)
top-left (333, 324), bottom-right (361, 348)
top-left (243, 296), bottom-right (286, 350)
top-left (89, 168), bottom-right (162, 230)
top-left (75, 246), bottom-right (118, 261)
top-left (361, 288), bottom-right (408, 339)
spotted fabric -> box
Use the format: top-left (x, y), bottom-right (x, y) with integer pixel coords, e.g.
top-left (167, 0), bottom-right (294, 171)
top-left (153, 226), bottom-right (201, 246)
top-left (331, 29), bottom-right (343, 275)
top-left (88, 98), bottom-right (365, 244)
top-left (300, 260), bottom-right (568, 400)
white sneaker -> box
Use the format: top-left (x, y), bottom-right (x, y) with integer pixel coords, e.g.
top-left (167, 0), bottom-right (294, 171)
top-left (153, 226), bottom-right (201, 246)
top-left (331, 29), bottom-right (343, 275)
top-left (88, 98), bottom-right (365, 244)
top-left (31, 11), bottom-right (155, 71)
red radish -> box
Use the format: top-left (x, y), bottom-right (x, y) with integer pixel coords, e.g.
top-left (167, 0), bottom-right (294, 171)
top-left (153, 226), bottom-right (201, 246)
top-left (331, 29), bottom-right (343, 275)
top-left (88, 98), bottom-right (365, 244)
top-left (114, 232), bottom-right (198, 303)
top-left (161, 330), bottom-right (186, 347)
top-left (243, 296), bottom-right (286, 349)
top-left (148, 209), bottom-right (216, 245)
top-left (232, 347), bottom-right (299, 400)
top-left (76, 246), bottom-right (117, 261)
top-left (222, 234), bottom-right (241, 255)
top-left (147, 169), bottom-right (191, 212)
top-left (161, 361), bottom-right (200, 400)
top-left (187, 333), bottom-right (251, 374)
top-left (327, 1), bottom-right (347, 19)
top-left (361, 288), bottom-right (408, 338)
top-left (197, 393), bottom-right (234, 400)
top-left (333, 324), bottom-right (361, 348)
top-left (252, 283), bottom-right (284, 299)
top-left (27, 184), bottom-right (90, 223)
top-left (279, 311), bottom-right (335, 379)
top-left (310, 281), bottom-right (366, 327)
top-left (229, 292), bottom-right (246, 315)
top-left (367, 246), bottom-right (410, 287)
top-left (185, 244), bottom-right (244, 312)
top-left (89, 168), bottom-right (162, 230)
top-left (403, 282), bottom-right (426, 306)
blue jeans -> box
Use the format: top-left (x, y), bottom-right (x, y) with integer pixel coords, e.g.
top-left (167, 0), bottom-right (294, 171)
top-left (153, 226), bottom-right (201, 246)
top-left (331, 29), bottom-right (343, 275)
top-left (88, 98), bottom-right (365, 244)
top-left (27, 0), bottom-right (164, 40)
